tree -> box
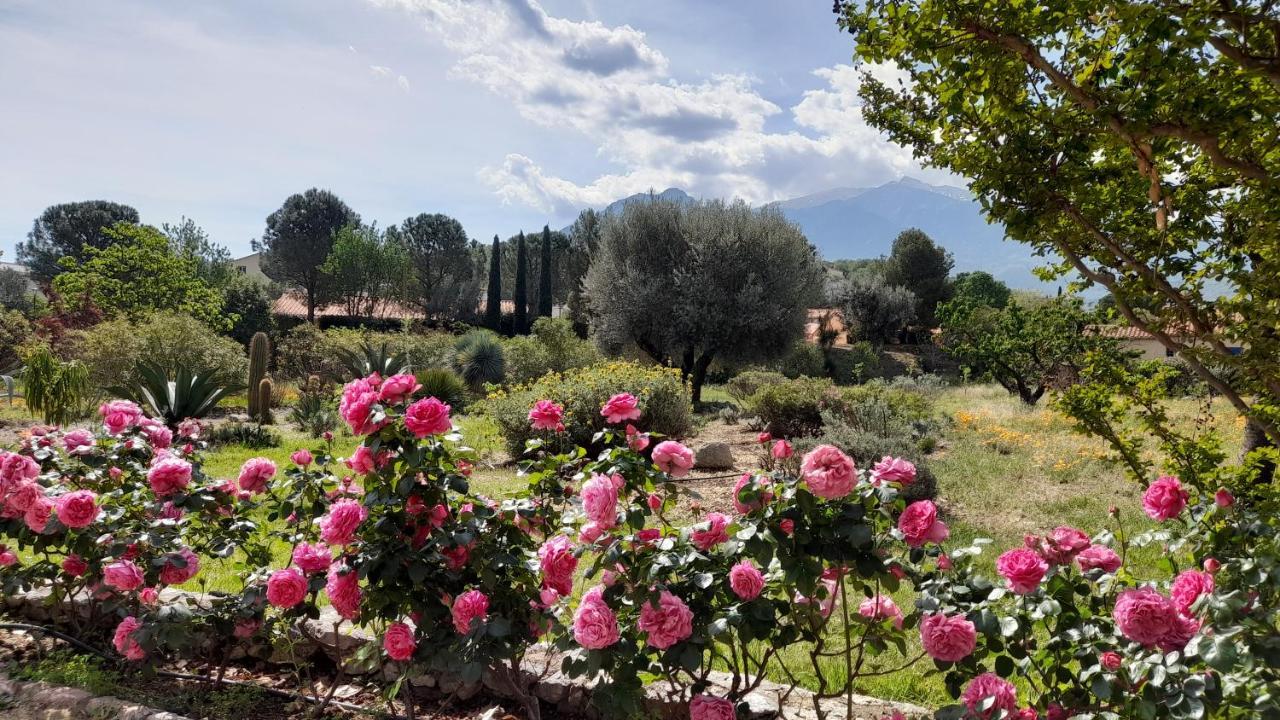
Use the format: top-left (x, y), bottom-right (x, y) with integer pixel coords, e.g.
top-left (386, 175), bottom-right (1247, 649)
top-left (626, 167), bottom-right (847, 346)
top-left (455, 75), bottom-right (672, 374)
top-left (485, 235), bottom-right (502, 330)
top-left (18, 201), bottom-right (140, 285)
top-left (162, 217), bottom-right (233, 289)
top-left (389, 213), bottom-right (479, 320)
top-left (586, 197), bottom-right (821, 402)
top-left (258, 189), bottom-right (358, 322)
top-left (51, 223), bottom-right (227, 328)
top-left (320, 224), bottom-right (411, 319)
top-left (221, 273), bottom-right (275, 346)
top-left (513, 231), bottom-right (529, 334)
top-left (839, 274), bottom-right (917, 343)
top-left (538, 225), bottom-right (554, 318)
top-left (882, 228), bottom-right (953, 328)
top-left (952, 271), bottom-right (1011, 309)
top-left (839, 0), bottom-right (1280, 449)
top-left (565, 209), bottom-right (601, 329)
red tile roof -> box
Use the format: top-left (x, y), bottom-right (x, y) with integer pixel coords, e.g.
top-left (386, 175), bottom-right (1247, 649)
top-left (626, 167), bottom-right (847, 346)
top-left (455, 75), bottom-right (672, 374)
top-left (271, 292), bottom-right (420, 320)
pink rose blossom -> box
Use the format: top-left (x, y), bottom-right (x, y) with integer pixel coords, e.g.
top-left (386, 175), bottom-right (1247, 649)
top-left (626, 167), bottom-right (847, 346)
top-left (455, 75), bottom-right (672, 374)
top-left (626, 424), bottom-right (650, 451)
top-left (1101, 651), bottom-right (1123, 671)
top-left (292, 542), bottom-right (333, 574)
top-left (528, 400), bottom-right (565, 431)
top-left (647, 493), bottom-right (663, 511)
top-left (326, 564), bottom-right (362, 619)
top-left (898, 501), bottom-right (949, 547)
top-left (158, 548), bottom-right (200, 585)
top-left (997, 548), bottom-right (1049, 595)
top-left (320, 499), bottom-right (368, 546)
top-left (100, 400), bottom-right (143, 435)
top-left (1170, 570), bottom-right (1214, 614)
top-left (779, 518), bottom-right (795, 535)
top-left (346, 445), bottom-right (377, 475)
top-left (339, 375), bottom-right (386, 436)
top-left (266, 568), bottom-right (308, 608)
top-left (800, 445), bottom-right (857, 499)
top-left (383, 621), bottom-right (417, 661)
top-left (757, 432), bottom-right (772, 444)
top-left (572, 585), bottom-right (620, 649)
top-left (637, 590), bottom-right (694, 649)
top-left (652, 440), bottom-right (695, 478)
top-left (920, 613), bottom-right (976, 662)
top-left (61, 429), bottom-right (95, 455)
top-left (378, 374), bottom-right (421, 405)
top-left (147, 457), bottom-right (192, 497)
top-left (24, 495), bottom-right (54, 533)
top-left (0, 547), bottom-right (16, 566)
top-left (1214, 489), bottom-right (1234, 508)
top-left (795, 577), bottom-right (838, 618)
top-left (578, 522), bottom-right (605, 544)
top-left (104, 559), bottom-right (145, 592)
top-left (600, 393), bottom-right (641, 423)
top-left (452, 589), bottom-right (489, 634)
top-left (237, 457), bottom-right (277, 495)
top-left (5, 481), bottom-right (42, 513)
top-left (871, 456), bottom-right (915, 485)
top-left (1142, 476), bottom-right (1188, 521)
top-left (139, 587), bottom-right (160, 605)
top-left (1038, 526), bottom-right (1091, 564)
top-left (290, 449), bottom-right (313, 467)
top-left (771, 439), bottom-right (793, 460)
top-left (0, 451), bottom-right (40, 485)
top-left (1203, 557), bottom-right (1221, 574)
top-left (140, 419), bottom-right (172, 449)
top-left (538, 535), bottom-right (578, 596)
top-left (405, 397), bottom-right (452, 437)
top-left (581, 473), bottom-right (619, 529)
top-left (962, 673), bottom-right (1018, 719)
top-left (1076, 545), bottom-right (1122, 574)
top-left (937, 554), bottom-right (953, 571)
top-left (113, 616), bottom-right (146, 661)
top-left (729, 560), bottom-right (765, 601)
top-left (177, 418), bottom-right (203, 440)
top-left (689, 695), bottom-right (735, 720)
top-left (732, 474), bottom-right (773, 514)
top-left (690, 512), bottom-right (731, 551)
top-left (1113, 587), bottom-right (1199, 650)
top-left (858, 595), bottom-right (904, 629)
top-left (62, 554), bottom-right (88, 577)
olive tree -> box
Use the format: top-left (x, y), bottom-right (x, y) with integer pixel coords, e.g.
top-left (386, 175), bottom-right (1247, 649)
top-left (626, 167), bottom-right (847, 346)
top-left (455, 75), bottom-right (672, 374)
top-left (839, 273), bottom-right (917, 343)
top-left (585, 197), bottom-right (821, 402)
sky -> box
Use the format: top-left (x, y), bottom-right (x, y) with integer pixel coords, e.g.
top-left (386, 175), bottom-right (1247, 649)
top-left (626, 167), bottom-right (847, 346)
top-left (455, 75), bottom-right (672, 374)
top-left (0, 0), bottom-right (945, 260)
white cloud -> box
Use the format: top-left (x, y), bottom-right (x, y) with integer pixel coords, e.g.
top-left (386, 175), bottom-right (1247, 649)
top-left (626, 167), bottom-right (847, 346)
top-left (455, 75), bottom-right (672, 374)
top-left (396, 75), bottom-right (411, 92)
top-left (369, 0), bottom-right (929, 211)
top-left (369, 64), bottom-right (391, 76)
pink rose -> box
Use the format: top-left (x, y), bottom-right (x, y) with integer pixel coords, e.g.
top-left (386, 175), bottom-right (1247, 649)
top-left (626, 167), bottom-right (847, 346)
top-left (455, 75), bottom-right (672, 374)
top-left (779, 518), bottom-right (795, 535)
top-left (5, 480), bottom-right (42, 513)
top-left (795, 577), bottom-right (838, 618)
top-left (1170, 570), bottom-right (1214, 615)
top-left (320, 499), bottom-right (368, 546)
top-left (1038, 526), bottom-right (1091, 565)
top-left (1203, 557), bottom-right (1221, 574)
top-left (147, 457), bottom-right (192, 497)
top-left (1142, 476), bottom-right (1188, 521)
top-left (626, 424), bottom-right (650, 451)
top-left (378, 374), bottom-right (421, 405)
top-left (237, 457), bottom-right (277, 495)
top-left (801, 445), bottom-right (857, 499)
top-left (581, 473), bottom-right (619, 529)
top-left (339, 374), bottom-right (387, 436)
top-left (858, 595), bottom-right (904, 629)
top-left (732, 474), bottom-right (773, 514)
top-left (871, 456), bottom-right (915, 485)
top-left (997, 548), bottom-right (1049, 595)
top-left (647, 493), bottom-right (663, 511)
top-left (919, 613), bottom-right (976, 662)
top-left (898, 500), bottom-right (949, 547)
top-left (962, 673), bottom-right (1018, 719)
top-left (528, 400), bottom-right (565, 431)
top-left (690, 512), bottom-right (731, 551)
top-left (572, 585), bottom-right (620, 649)
top-left (23, 495), bottom-right (54, 533)
top-left (1076, 545), bottom-right (1122, 574)
top-left (578, 522), bottom-right (604, 544)
top-left (757, 432), bottom-right (772, 444)
top-left (61, 429), bottom-right (95, 455)
top-left (1100, 651), bottom-right (1122, 671)
top-left (100, 400), bottom-right (143, 436)
top-left (290, 449), bottom-right (313, 467)
top-left (0, 547), bottom-right (16, 567)
top-left (600, 393), bottom-right (641, 423)
top-left (729, 560), bottom-right (765, 601)
top-left (139, 587), bottom-right (160, 606)
top-left (652, 441), bottom-right (695, 478)
top-left (292, 542), bottom-right (333, 574)
top-left (1113, 587), bottom-right (1199, 650)
top-left (0, 451), bottom-right (40, 485)
top-left (637, 590), bottom-right (694, 649)
top-left (346, 445), bottom-right (376, 475)
top-left (54, 489), bottom-right (99, 529)
top-left (451, 589), bottom-right (489, 634)
top-left (266, 568), bottom-right (308, 608)
top-left (326, 564), bottom-right (363, 619)
top-left (112, 616), bottom-right (146, 661)
top-left (771, 439), bottom-right (793, 460)
top-left (158, 547), bottom-right (200, 585)
top-left (1214, 488), bottom-right (1234, 508)
top-left (689, 695), bottom-right (735, 720)
top-left (538, 535), bottom-right (578, 597)
top-left (405, 397), bottom-right (452, 437)
top-left (62, 554), bottom-right (88, 577)
top-left (140, 419), bottom-right (172, 449)
top-left (383, 621), bottom-right (417, 661)
top-left (104, 559), bottom-right (145, 592)
top-left (177, 418), bottom-right (203, 440)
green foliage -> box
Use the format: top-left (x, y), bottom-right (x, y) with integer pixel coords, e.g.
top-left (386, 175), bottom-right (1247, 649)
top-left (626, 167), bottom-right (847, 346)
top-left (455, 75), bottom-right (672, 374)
top-left (0, 265), bottom-right (37, 312)
top-left (247, 331), bottom-right (270, 420)
top-left (17, 200), bottom-right (140, 285)
top-left (538, 225), bottom-right (554, 317)
top-left (275, 326), bottom-right (456, 382)
top-left (71, 312), bottom-right (248, 391)
top-left (839, 273), bottom-right (917, 343)
top-left (513, 231), bottom-right (529, 333)
top-left (503, 316), bottom-right (600, 385)
top-left (163, 217), bottom-right (234, 289)
top-left (454, 330), bottom-right (506, 389)
top-left (773, 341), bottom-right (828, 380)
top-left (203, 420), bottom-right (281, 448)
top-left (259, 188), bottom-right (359, 322)
top-left (882, 228), bottom-right (953, 328)
top-left (52, 223), bottom-right (229, 328)
top-left (0, 309), bottom-right (32, 370)
top-left (321, 223), bottom-right (412, 319)
top-left (221, 274), bottom-right (275, 346)
top-left (288, 375), bottom-right (339, 438)
top-left (952, 271), bottom-right (1011, 309)
top-left (414, 367), bottom-right (468, 412)
top-left (332, 340), bottom-right (411, 382)
top-left (11, 651), bottom-right (119, 697)
top-left (389, 212), bottom-right (480, 320)
top-left (725, 369), bottom-right (788, 404)
top-left (744, 376), bottom-right (837, 438)
top-left (480, 361), bottom-right (692, 456)
top-left (111, 361), bottom-right (243, 426)
top-left (484, 235), bottom-right (502, 330)
top-left (19, 344), bottom-right (93, 424)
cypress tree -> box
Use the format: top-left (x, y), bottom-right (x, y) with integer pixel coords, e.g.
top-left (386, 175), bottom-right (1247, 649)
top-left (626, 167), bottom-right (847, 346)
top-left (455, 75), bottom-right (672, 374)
top-left (538, 224), bottom-right (554, 318)
top-left (513, 231), bottom-right (528, 334)
top-left (484, 234), bottom-right (502, 330)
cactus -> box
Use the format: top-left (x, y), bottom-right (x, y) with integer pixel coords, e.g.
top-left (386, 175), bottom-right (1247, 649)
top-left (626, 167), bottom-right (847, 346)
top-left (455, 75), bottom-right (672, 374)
top-left (257, 377), bottom-right (274, 425)
top-left (247, 332), bottom-right (270, 419)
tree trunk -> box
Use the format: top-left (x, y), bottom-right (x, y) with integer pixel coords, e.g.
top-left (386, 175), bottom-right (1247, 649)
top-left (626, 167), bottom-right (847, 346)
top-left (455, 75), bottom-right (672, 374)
top-left (1242, 418), bottom-right (1277, 484)
top-left (690, 352), bottom-right (714, 405)
top-left (306, 283), bottom-right (316, 323)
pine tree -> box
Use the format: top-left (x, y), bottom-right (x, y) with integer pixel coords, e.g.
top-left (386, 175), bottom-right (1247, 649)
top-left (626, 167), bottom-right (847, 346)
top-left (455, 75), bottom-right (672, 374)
top-left (484, 234), bottom-right (502, 330)
top-left (513, 231), bottom-right (528, 334)
top-left (538, 224), bottom-right (553, 318)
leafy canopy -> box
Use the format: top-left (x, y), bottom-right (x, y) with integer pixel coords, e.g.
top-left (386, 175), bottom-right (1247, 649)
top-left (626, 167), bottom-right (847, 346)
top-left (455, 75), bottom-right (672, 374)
top-left (17, 200), bottom-right (140, 285)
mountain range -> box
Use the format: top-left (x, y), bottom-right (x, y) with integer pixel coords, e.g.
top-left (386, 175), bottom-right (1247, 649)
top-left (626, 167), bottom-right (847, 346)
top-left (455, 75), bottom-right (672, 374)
top-left (585, 179), bottom-right (1047, 289)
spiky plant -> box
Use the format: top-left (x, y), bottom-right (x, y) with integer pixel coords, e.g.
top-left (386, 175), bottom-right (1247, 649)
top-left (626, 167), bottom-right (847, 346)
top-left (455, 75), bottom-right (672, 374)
top-left (453, 331), bottom-right (506, 390)
top-left (111, 361), bottom-right (243, 427)
top-left (247, 332), bottom-right (270, 419)
top-left (332, 341), bottom-right (411, 381)
top-left (414, 367), bottom-right (469, 412)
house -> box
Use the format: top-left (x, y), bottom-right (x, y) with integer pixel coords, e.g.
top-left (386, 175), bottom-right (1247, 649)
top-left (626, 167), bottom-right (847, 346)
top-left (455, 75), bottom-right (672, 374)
top-left (1089, 324), bottom-right (1244, 360)
top-left (232, 253), bottom-right (269, 283)
top-left (271, 291), bottom-right (419, 324)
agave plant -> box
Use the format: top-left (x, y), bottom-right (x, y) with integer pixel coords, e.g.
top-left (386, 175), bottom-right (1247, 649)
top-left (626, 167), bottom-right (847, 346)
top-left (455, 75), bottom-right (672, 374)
top-left (453, 330), bottom-right (506, 390)
top-left (414, 367), bottom-right (469, 412)
top-left (332, 341), bottom-right (411, 381)
top-left (111, 361), bottom-right (244, 427)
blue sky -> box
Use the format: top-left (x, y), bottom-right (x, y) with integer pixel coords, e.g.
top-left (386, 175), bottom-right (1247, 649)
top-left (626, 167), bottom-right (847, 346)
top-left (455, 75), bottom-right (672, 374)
top-left (0, 0), bottom-right (942, 259)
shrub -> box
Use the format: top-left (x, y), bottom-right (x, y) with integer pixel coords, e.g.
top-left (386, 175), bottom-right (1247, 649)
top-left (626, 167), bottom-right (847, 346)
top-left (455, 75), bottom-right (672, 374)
top-left (799, 412), bottom-right (938, 502)
top-left (204, 421), bottom-right (281, 448)
top-left (481, 361), bottom-right (693, 455)
top-left (0, 309), bottom-right (32, 371)
top-left (331, 340), bottom-right (411, 381)
top-left (414, 367), bottom-right (468, 412)
top-left (504, 317), bottom-right (600, 385)
top-left (275, 324), bottom-right (334, 381)
top-left (72, 312), bottom-right (247, 391)
top-left (829, 340), bottom-right (879, 384)
top-left (454, 330), bottom-right (506, 389)
top-left (773, 340), bottom-right (827, 379)
top-left (19, 343), bottom-right (94, 424)
top-left (725, 369), bottom-right (787, 404)
top-left (743, 376), bottom-right (838, 438)
top-left (276, 326), bottom-right (458, 382)
top-left (111, 361), bottom-right (243, 426)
